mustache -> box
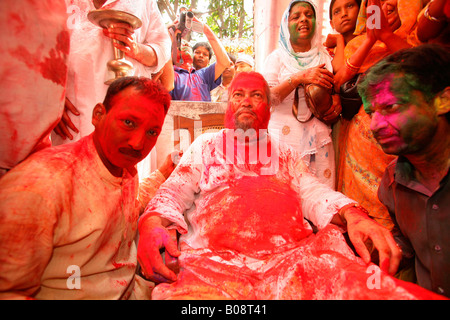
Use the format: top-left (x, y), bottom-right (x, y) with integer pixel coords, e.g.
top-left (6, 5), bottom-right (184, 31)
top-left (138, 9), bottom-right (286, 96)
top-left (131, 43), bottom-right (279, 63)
top-left (118, 147), bottom-right (143, 159)
top-left (235, 107), bottom-right (257, 118)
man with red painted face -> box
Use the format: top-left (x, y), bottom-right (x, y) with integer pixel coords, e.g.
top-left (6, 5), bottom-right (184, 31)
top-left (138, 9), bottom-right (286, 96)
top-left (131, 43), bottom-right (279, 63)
top-left (358, 44), bottom-right (450, 297)
top-left (137, 71), bottom-right (444, 300)
top-left (0, 77), bottom-right (173, 300)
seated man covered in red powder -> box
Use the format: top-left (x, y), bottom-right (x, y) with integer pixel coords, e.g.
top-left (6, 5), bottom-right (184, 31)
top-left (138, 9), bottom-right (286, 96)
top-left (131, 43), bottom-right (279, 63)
top-left (137, 71), bottom-right (445, 299)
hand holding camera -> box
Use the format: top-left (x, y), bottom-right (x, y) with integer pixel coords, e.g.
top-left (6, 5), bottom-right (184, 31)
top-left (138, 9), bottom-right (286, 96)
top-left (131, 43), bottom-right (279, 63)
top-left (170, 10), bottom-right (204, 49)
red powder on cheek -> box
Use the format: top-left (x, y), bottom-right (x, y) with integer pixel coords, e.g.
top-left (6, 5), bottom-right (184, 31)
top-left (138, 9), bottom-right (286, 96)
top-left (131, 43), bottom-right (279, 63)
top-left (224, 104), bottom-right (237, 129)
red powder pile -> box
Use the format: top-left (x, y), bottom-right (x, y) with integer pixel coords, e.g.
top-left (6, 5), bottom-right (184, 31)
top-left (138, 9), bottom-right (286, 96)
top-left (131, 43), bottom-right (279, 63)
top-left (198, 175), bottom-right (312, 258)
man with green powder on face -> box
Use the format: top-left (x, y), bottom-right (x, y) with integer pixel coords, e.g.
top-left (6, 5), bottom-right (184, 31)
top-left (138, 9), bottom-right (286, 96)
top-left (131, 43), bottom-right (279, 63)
top-left (357, 44), bottom-right (450, 298)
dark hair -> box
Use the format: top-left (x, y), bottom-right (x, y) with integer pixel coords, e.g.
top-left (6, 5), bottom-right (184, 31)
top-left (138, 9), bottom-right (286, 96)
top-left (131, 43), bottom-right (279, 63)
top-left (228, 52), bottom-right (237, 64)
top-left (193, 42), bottom-right (213, 59)
top-left (102, 76), bottom-right (171, 114)
top-left (358, 44), bottom-right (450, 102)
top-left (329, 0), bottom-right (362, 20)
top-left (228, 71), bottom-right (271, 105)
top-left (289, 0), bottom-right (316, 17)
top-left (357, 44), bottom-right (450, 122)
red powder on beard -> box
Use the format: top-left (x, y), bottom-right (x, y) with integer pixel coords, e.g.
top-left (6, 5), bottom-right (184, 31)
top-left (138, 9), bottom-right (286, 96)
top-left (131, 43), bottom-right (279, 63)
top-left (199, 175), bottom-right (311, 258)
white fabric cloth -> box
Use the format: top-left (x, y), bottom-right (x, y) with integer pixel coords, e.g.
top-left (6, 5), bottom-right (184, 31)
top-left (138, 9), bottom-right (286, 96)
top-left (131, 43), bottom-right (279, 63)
top-left (52, 0), bottom-right (171, 145)
top-left (144, 132), bottom-right (443, 300)
top-left (0, 135), bottom-right (164, 299)
top-left (210, 83), bottom-right (229, 102)
top-left (0, 0), bottom-right (69, 175)
top-left (143, 129), bottom-right (356, 251)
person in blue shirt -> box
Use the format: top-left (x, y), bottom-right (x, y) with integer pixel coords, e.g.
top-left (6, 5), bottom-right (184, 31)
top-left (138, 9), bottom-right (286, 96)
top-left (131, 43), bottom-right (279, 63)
top-left (169, 19), bottom-right (231, 101)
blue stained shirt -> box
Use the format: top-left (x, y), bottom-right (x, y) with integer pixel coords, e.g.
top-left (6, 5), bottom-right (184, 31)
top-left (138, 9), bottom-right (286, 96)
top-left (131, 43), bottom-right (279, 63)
top-left (170, 64), bottom-right (221, 101)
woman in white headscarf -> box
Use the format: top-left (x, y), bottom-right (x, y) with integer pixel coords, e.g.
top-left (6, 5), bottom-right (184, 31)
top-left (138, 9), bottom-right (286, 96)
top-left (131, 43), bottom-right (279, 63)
top-left (263, 0), bottom-right (336, 189)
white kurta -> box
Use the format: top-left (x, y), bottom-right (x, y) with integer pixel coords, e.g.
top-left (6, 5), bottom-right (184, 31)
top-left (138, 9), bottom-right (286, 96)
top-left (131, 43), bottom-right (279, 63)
top-left (261, 0), bottom-right (336, 188)
top-left (0, 135), bottom-right (163, 299)
top-left (143, 129), bottom-right (355, 252)
top-left (142, 130), bottom-right (440, 299)
top-left (0, 1), bottom-right (69, 175)
top-left (263, 48), bottom-right (333, 158)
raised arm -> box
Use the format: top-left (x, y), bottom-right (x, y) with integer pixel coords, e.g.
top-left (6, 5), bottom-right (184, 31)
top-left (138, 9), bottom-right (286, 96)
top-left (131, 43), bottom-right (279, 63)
top-left (200, 20), bottom-right (232, 81)
top-left (334, 0), bottom-right (411, 91)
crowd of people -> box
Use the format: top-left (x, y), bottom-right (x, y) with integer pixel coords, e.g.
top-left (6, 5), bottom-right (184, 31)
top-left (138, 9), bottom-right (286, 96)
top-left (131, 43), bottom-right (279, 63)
top-left (0, 0), bottom-right (448, 300)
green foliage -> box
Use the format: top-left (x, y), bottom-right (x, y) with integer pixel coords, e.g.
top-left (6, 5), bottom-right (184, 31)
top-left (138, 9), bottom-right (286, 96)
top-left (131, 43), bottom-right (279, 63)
top-left (158, 0), bottom-right (253, 39)
top-left (205, 0), bottom-right (253, 39)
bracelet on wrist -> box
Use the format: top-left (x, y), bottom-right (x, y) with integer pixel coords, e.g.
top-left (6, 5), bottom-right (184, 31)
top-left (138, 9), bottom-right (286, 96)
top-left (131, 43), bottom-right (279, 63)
top-left (287, 76), bottom-right (296, 89)
top-left (345, 58), bottom-right (360, 73)
top-left (339, 203), bottom-right (369, 224)
top-left (424, 5), bottom-right (445, 23)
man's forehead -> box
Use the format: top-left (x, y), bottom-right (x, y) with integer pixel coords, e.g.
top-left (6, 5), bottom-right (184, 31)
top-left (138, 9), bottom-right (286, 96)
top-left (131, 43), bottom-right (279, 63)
top-left (194, 46), bottom-right (208, 53)
top-left (230, 75), bottom-right (266, 92)
top-left (369, 73), bottom-right (408, 106)
top-left (111, 88), bottom-right (161, 111)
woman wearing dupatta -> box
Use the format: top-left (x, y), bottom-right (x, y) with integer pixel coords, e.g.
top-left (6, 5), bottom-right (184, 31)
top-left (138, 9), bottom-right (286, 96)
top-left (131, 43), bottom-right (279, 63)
top-left (334, 0), bottom-right (423, 231)
top-left (263, 0), bottom-right (337, 189)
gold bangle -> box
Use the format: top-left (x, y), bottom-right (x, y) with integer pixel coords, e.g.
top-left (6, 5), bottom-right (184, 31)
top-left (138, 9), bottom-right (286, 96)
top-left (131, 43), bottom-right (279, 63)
top-left (346, 58), bottom-right (360, 72)
top-left (424, 5), bottom-right (445, 23)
